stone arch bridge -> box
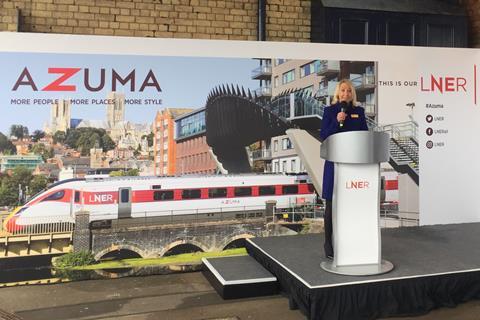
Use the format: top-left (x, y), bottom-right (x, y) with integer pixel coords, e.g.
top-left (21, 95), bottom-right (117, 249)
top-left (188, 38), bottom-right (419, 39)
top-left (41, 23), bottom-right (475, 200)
top-left (73, 208), bottom-right (293, 260)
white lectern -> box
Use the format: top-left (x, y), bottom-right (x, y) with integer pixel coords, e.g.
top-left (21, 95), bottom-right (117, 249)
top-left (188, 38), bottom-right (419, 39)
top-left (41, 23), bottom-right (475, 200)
top-left (320, 131), bottom-right (394, 276)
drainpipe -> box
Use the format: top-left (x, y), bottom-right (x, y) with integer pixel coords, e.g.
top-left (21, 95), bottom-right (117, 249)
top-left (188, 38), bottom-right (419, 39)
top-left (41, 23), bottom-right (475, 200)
top-left (258, 0), bottom-right (266, 41)
top-left (16, 8), bottom-right (21, 32)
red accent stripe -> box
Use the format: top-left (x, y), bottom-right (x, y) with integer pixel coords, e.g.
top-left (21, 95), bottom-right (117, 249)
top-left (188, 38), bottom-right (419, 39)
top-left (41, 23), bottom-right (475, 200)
top-left (384, 180), bottom-right (398, 190)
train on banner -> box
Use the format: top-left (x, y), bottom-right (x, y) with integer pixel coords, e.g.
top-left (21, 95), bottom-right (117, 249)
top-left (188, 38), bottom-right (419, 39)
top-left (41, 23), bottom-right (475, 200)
top-left (3, 174), bottom-right (316, 233)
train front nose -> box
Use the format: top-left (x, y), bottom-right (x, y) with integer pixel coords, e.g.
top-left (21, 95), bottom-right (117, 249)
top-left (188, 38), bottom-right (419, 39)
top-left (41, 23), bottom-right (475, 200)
top-left (3, 207), bottom-right (25, 233)
top-left (5, 216), bottom-right (21, 233)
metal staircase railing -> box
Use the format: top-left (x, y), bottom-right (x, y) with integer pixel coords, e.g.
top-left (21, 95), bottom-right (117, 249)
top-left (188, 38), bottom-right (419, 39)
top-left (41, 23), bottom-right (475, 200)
top-left (380, 121), bottom-right (419, 184)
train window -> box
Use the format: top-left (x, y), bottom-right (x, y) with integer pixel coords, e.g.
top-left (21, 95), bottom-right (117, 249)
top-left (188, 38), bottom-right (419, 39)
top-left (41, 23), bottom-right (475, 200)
top-left (182, 189), bottom-right (201, 199)
top-left (154, 190), bottom-right (174, 201)
top-left (74, 191), bottom-right (80, 203)
top-left (259, 185), bottom-right (276, 196)
top-left (152, 185), bottom-right (162, 189)
top-left (282, 185), bottom-right (299, 195)
top-left (121, 189), bottom-right (129, 202)
top-left (42, 190), bottom-right (65, 201)
top-left (209, 188), bottom-right (227, 198)
top-left (234, 187), bottom-right (252, 197)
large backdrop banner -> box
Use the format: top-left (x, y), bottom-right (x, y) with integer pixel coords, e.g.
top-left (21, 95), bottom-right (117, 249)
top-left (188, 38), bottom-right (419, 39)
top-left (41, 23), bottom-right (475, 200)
top-left (0, 32), bottom-right (478, 226)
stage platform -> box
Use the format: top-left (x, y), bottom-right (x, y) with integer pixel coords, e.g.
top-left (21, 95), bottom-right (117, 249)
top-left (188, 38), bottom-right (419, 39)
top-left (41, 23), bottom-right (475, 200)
top-left (245, 222), bottom-right (480, 320)
top-left (202, 255), bottom-right (278, 299)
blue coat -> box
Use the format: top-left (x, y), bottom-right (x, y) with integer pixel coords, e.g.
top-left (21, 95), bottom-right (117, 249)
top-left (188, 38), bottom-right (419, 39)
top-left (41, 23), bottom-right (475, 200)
top-left (320, 103), bottom-right (369, 200)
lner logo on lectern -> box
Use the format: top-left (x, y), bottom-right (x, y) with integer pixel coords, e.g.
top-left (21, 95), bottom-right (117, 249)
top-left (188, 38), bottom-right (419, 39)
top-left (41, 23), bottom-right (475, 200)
top-left (345, 181), bottom-right (370, 189)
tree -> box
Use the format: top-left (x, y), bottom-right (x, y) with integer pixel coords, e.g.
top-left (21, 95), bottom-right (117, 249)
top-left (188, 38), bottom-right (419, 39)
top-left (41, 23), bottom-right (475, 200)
top-left (29, 175), bottom-right (48, 195)
top-left (31, 143), bottom-right (53, 161)
top-left (109, 170), bottom-right (125, 177)
top-left (0, 167), bottom-right (33, 206)
top-left (0, 180), bottom-right (17, 206)
top-left (126, 168), bottom-right (139, 176)
top-left (64, 129), bottom-right (78, 147)
top-left (31, 130), bottom-right (45, 142)
top-left (142, 132), bottom-right (154, 147)
top-left (0, 132), bottom-right (16, 154)
top-left (10, 125), bottom-right (29, 139)
top-left (134, 144), bottom-right (141, 157)
top-left (101, 134), bottom-right (116, 151)
top-left (53, 130), bottom-right (67, 144)
top-left (88, 132), bottom-right (101, 148)
top-left (64, 128), bottom-right (116, 154)
top-left (10, 166), bottom-right (33, 190)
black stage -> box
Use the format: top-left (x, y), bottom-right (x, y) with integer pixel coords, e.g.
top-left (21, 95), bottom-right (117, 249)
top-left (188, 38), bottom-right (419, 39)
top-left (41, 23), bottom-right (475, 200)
top-left (245, 223), bottom-right (480, 320)
top-left (202, 255), bottom-right (278, 299)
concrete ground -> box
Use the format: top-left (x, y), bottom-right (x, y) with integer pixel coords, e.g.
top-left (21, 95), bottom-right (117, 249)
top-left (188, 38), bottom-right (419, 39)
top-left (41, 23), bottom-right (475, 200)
top-left (0, 272), bottom-right (479, 320)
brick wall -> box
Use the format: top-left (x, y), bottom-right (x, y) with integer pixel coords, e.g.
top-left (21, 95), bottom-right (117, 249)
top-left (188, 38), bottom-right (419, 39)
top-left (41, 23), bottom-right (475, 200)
top-left (459, 0), bottom-right (480, 47)
top-left (0, 0), bottom-right (311, 42)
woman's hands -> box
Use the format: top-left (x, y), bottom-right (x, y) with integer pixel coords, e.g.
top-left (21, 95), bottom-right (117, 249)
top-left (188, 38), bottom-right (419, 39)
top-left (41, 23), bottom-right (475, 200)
top-left (336, 112), bottom-right (347, 123)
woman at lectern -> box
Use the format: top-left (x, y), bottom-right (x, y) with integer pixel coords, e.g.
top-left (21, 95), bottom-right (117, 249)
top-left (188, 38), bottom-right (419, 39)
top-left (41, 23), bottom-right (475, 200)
top-left (320, 79), bottom-right (368, 259)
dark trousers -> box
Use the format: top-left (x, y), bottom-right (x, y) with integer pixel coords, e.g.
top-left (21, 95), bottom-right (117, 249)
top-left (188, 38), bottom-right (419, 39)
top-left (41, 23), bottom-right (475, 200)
top-left (324, 200), bottom-right (334, 256)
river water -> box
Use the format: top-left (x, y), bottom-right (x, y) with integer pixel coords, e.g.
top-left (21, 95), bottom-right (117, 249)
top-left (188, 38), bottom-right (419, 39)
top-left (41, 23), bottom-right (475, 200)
top-left (0, 255), bottom-right (201, 285)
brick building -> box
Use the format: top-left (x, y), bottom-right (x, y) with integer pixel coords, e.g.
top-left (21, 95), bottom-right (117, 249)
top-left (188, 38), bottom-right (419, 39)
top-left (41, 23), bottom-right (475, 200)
top-left (1, 1), bottom-right (478, 47)
top-left (175, 108), bottom-right (217, 175)
top-left (153, 107), bottom-right (193, 176)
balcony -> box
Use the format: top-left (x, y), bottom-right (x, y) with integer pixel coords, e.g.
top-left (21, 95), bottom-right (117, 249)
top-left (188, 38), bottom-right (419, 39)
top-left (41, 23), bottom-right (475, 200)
top-left (317, 81), bottom-right (338, 97)
top-left (251, 64), bottom-right (272, 80)
top-left (317, 60), bottom-right (340, 78)
top-left (351, 74), bottom-right (376, 91)
top-left (361, 102), bottom-right (376, 115)
top-left (255, 86), bottom-right (272, 97)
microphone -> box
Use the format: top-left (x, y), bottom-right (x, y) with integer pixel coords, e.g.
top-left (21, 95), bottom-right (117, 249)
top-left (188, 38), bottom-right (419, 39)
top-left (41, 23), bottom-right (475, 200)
top-left (339, 101), bottom-right (348, 128)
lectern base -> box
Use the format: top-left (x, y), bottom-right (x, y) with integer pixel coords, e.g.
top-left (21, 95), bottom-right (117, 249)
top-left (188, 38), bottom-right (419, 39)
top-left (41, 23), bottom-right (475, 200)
top-left (321, 259), bottom-right (394, 276)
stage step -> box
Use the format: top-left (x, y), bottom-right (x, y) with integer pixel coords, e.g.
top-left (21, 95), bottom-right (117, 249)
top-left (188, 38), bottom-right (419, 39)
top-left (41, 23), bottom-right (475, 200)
top-left (202, 255), bottom-right (278, 299)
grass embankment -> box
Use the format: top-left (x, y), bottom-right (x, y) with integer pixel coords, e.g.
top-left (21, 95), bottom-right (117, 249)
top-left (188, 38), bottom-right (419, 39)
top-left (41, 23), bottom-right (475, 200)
top-left (69, 248), bottom-right (247, 270)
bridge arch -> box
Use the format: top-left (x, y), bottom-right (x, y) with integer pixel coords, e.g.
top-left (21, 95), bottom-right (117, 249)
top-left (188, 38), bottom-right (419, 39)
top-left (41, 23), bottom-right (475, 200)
top-left (159, 239), bottom-right (209, 257)
top-left (221, 232), bottom-right (256, 250)
top-left (94, 243), bottom-right (147, 261)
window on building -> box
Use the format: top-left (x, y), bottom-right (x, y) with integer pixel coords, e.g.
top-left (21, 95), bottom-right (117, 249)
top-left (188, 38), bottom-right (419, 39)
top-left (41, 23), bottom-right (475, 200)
top-left (276, 58), bottom-right (287, 65)
top-left (182, 189), bottom-right (201, 199)
top-left (274, 162), bottom-right (279, 173)
top-left (282, 138), bottom-right (292, 150)
top-left (291, 159), bottom-right (296, 172)
top-left (300, 61), bottom-right (320, 77)
top-left (282, 70), bottom-right (295, 84)
top-left (273, 140), bottom-right (278, 152)
top-left (282, 160), bottom-right (287, 172)
top-left (209, 187), bottom-right (227, 198)
top-left (282, 185), bottom-right (299, 195)
top-left (154, 190), bottom-right (174, 201)
top-left (340, 19), bottom-right (368, 44)
top-left (427, 24), bottom-right (454, 47)
top-left (234, 187), bottom-right (252, 197)
top-left (259, 185), bottom-right (276, 196)
top-left (387, 22), bottom-right (414, 46)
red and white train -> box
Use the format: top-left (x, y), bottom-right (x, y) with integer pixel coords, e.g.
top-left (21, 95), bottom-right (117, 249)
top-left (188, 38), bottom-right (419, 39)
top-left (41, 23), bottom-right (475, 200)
top-left (4, 174), bottom-right (316, 233)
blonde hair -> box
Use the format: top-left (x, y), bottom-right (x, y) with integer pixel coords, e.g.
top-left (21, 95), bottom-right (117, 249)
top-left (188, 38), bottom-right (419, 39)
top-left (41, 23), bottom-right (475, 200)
top-left (331, 79), bottom-right (359, 106)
